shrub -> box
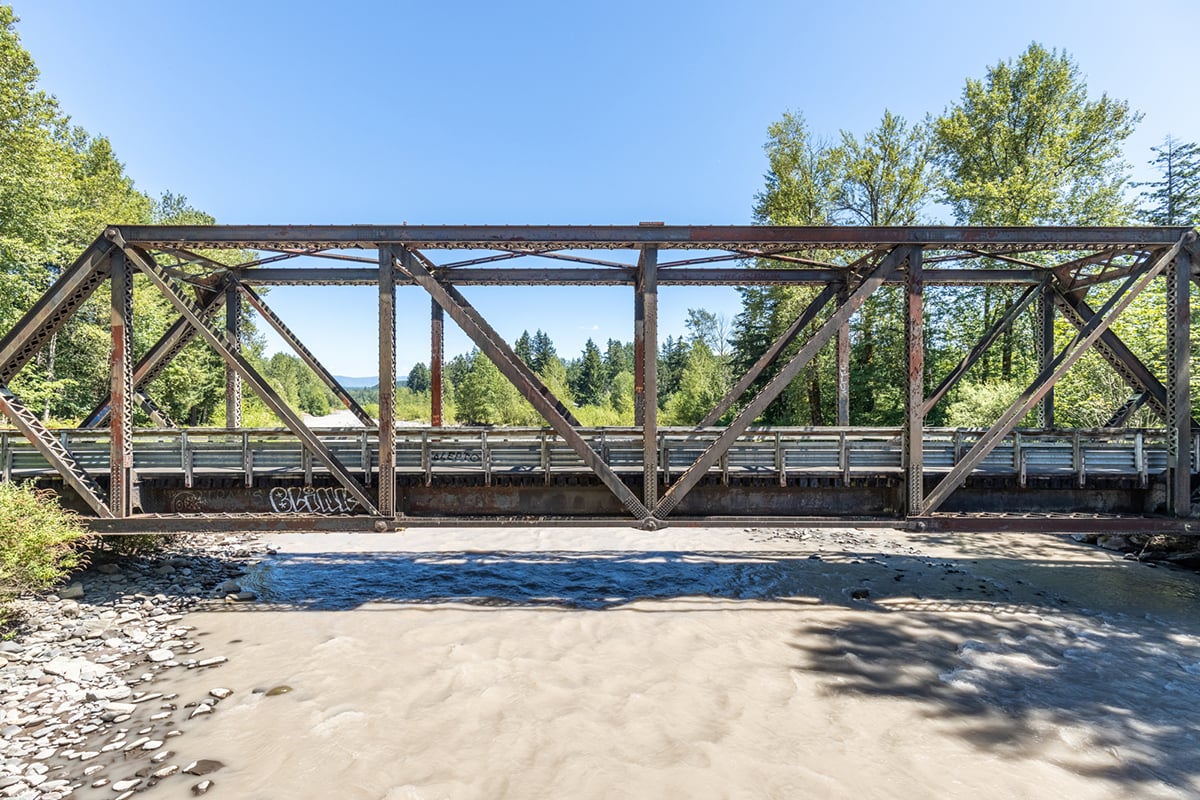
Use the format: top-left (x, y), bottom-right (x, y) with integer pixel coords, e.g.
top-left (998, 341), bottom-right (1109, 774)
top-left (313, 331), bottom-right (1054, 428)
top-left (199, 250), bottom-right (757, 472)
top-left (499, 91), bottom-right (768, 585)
top-left (0, 481), bottom-right (92, 601)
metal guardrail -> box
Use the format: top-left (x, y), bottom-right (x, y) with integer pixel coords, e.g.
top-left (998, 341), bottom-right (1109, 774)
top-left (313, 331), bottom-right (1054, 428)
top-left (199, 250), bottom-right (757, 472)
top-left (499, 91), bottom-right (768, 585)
top-left (0, 426), bottom-right (1194, 486)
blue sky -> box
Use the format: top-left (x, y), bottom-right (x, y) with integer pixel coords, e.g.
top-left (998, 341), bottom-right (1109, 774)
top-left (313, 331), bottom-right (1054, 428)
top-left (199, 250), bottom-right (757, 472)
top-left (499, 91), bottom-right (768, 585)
top-left (11, 0), bottom-right (1199, 377)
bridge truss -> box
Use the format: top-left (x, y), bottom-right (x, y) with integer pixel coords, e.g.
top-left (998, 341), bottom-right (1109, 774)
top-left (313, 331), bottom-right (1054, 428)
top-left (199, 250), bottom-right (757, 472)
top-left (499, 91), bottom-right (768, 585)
top-left (0, 224), bottom-right (1196, 533)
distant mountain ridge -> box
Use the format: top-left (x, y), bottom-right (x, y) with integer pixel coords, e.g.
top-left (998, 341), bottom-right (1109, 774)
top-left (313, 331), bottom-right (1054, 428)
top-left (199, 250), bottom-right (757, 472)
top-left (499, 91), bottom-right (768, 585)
top-left (333, 375), bottom-right (385, 388)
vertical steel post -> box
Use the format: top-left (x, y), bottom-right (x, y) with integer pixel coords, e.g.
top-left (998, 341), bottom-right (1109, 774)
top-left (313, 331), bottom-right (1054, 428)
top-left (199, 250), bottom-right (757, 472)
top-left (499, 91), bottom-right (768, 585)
top-left (905, 248), bottom-right (924, 516)
top-left (109, 250), bottom-right (133, 517)
top-left (430, 298), bottom-right (444, 427)
top-left (1036, 284), bottom-right (1054, 427)
top-left (224, 281), bottom-right (242, 428)
top-left (836, 281), bottom-right (851, 427)
top-left (378, 247), bottom-right (397, 517)
top-left (1168, 246), bottom-right (1192, 516)
top-left (636, 246), bottom-right (659, 508)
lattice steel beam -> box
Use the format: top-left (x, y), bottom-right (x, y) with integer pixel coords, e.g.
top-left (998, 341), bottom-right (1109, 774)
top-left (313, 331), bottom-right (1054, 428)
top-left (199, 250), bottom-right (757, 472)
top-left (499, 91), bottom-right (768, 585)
top-left (235, 282), bottom-right (375, 427)
top-left (113, 236), bottom-right (378, 515)
top-left (0, 385), bottom-right (111, 517)
top-left (923, 240), bottom-right (1185, 514)
top-left (396, 246), bottom-right (652, 521)
top-left (654, 246), bottom-right (910, 520)
top-left (699, 284), bottom-right (839, 428)
top-left (922, 281), bottom-right (1045, 416)
top-left (116, 224), bottom-right (1191, 251)
top-left (0, 237), bottom-right (113, 384)
top-left (82, 287), bottom-right (225, 427)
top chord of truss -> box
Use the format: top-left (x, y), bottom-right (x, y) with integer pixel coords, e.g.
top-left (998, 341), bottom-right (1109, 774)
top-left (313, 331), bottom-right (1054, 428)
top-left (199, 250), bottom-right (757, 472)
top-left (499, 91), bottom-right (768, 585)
top-left (113, 225), bottom-right (1192, 253)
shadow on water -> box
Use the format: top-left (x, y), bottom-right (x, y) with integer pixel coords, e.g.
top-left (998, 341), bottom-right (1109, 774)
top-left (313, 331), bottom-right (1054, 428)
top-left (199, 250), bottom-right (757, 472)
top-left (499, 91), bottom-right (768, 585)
top-left (222, 546), bottom-right (1200, 793)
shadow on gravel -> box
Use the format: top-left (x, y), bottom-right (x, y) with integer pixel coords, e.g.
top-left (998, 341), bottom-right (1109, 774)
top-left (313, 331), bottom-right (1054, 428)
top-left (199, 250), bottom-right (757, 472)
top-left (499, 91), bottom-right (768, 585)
top-left (222, 546), bottom-right (1200, 794)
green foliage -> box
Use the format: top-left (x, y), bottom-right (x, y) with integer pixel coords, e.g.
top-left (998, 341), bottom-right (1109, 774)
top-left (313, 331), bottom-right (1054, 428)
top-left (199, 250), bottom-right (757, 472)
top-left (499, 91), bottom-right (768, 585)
top-left (662, 341), bottom-right (729, 425)
top-left (0, 482), bottom-right (90, 603)
top-left (943, 381), bottom-right (1037, 429)
top-left (931, 43), bottom-right (1138, 225)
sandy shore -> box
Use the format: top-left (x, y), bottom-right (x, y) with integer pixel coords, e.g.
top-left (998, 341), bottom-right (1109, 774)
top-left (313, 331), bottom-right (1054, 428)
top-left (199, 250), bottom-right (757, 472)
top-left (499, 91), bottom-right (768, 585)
top-left (53, 526), bottom-right (1191, 800)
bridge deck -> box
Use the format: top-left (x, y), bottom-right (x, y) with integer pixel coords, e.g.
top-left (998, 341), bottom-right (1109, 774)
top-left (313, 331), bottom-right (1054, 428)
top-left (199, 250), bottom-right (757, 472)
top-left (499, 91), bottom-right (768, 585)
top-left (2, 426), bottom-right (1192, 484)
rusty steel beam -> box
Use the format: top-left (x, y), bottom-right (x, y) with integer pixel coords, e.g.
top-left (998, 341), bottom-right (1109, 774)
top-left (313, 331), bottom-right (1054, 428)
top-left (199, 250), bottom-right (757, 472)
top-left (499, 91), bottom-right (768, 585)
top-left (116, 224), bottom-right (1191, 251)
top-left (0, 385), bottom-right (111, 517)
top-left (1052, 290), bottom-right (1191, 425)
top-left (109, 250), bottom-right (134, 517)
top-left (836, 281), bottom-right (851, 427)
top-left (655, 246), bottom-right (909, 520)
top-left (397, 246), bottom-right (652, 521)
top-left (923, 240), bottom-right (1184, 514)
top-left (637, 246), bottom-right (659, 509)
top-left (431, 299), bottom-right (444, 427)
top-left (114, 236), bottom-right (379, 515)
top-left (378, 249), bottom-right (397, 517)
top-left (0, 237), bottom-right (113, 384)
top-left (699, 283), bottom-right (839, 428)
top-left (1168, 244), bottom-right (1192, 516)
top-left (905, 249), bottom-right (924, 515)
top-left (234, 266), bottom-right (1046, 287)
top-left (224, 281), bottom-right (242, 428)
top-left (235, 282), bottom-right (375, 426)
top-left (82, 288), bottom-right (225, 428)
top-left (1036, 284), bottom-right (1055, 427)
top-left (922, 281), bottom-right (1045, 416)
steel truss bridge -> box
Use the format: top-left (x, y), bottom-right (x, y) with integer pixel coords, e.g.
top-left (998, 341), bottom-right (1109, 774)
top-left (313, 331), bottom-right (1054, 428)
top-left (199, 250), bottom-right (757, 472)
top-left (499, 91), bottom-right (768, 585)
top-left (0, 224), bottom-right (1196, 533)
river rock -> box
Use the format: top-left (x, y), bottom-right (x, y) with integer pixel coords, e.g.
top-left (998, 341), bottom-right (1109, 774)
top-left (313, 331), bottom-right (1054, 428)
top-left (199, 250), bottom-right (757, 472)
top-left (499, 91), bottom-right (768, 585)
top-left (191, 780), bottom-right (214, 795)
top-left (183, 759), bottom-right (224, 776)
top-left (265, 685), bottom-right (293, 697)
top-left (111, 778), bottom-right (141, 791)
top-left (209, 688), bottom-right (233, 700)
top-left (146, 649), bottom-right (174, 663)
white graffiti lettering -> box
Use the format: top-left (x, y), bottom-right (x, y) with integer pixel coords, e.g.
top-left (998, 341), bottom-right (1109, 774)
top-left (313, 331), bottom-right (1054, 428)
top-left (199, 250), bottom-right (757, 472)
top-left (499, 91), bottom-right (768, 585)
top-left (268, 486), bottom-right (362, 514)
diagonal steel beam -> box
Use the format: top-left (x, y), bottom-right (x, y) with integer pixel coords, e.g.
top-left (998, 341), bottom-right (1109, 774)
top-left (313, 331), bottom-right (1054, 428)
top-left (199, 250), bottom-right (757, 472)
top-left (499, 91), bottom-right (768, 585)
top-left (699, 283), bottom-right (839, 427)
top-left (0, 384), bottom-right (112, 517)
top-left (406, 249), bottom-right (582, 427)
top-left (0, 237), bottom-right (114, 384)
top-left (654, 246), bottom-right (910, 520)
top-left (922, 281), bottom-right (1045, 416)
top-left (923, 240), bottom-right (1184, 514)
top-left (1052, 290), bottom-right (1192, 425)
top-left (112, 235), bottom-right (379, 515)
top-left (235, 281), bottom-right (376, 426)
top-left (397, 246), bottom-right (652, 521)
top-left (81, 288), bottom-right (225, 427)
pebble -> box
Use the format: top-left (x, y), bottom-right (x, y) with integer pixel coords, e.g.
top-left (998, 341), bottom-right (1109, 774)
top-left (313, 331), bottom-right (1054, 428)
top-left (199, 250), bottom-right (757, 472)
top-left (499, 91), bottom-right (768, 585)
top-left (0, 534), bottom-right (266, 800)
top-left (183, 759), bottom-right (225, 776)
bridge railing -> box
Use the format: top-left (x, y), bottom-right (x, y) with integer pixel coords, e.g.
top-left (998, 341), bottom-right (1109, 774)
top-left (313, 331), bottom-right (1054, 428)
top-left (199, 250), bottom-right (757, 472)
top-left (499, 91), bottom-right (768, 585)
top-left (0, 426), bottom-right (1192, 485)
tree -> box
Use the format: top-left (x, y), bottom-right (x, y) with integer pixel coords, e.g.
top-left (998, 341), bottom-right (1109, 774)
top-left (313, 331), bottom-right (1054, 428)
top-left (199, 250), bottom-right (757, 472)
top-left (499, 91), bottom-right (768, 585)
top-left (829, 110), bottom-right (930, 226)
top-left (1137, 135), bottom-right (1200, 225)
top-left (571, 339), bottom-right (606, 406)
top-left (603, 338), bottom-right (633, 381)
top-left (407, 362), bottom-right (431, 393)
top-left (657, 335), bottom-right (689, 408)
top-left (930, 44), bottom-right (1140, 391)
top-left (530, 330), bottom-right (558, 374)
top-left (514, 331), bottom-right (533, 365)
top-left (685, 309), bottom-right (730, 357)
top-left (932, 43), bottom-right (1139, 226)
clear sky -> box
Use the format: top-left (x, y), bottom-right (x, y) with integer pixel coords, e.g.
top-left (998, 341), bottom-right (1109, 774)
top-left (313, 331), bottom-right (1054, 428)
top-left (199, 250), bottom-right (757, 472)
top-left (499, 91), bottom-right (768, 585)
top-left (9, 0), bottom-right (1199, 378)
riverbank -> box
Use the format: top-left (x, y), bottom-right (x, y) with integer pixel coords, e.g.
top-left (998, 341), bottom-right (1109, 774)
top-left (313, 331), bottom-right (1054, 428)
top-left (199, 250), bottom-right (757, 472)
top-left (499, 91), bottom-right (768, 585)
top-left (5, 526), bottom-right (1200, 799)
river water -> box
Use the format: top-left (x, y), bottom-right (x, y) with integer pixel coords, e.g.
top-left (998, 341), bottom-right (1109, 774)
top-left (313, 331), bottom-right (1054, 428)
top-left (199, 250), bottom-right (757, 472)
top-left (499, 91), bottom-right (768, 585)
top-left (99, 527), bottom-right (1200, 799)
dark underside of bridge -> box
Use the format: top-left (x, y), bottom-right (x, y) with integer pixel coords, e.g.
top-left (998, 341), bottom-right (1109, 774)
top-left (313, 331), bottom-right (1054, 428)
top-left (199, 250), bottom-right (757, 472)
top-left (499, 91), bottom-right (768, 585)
top-left (1, 224), bottom-right (1197, 533)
